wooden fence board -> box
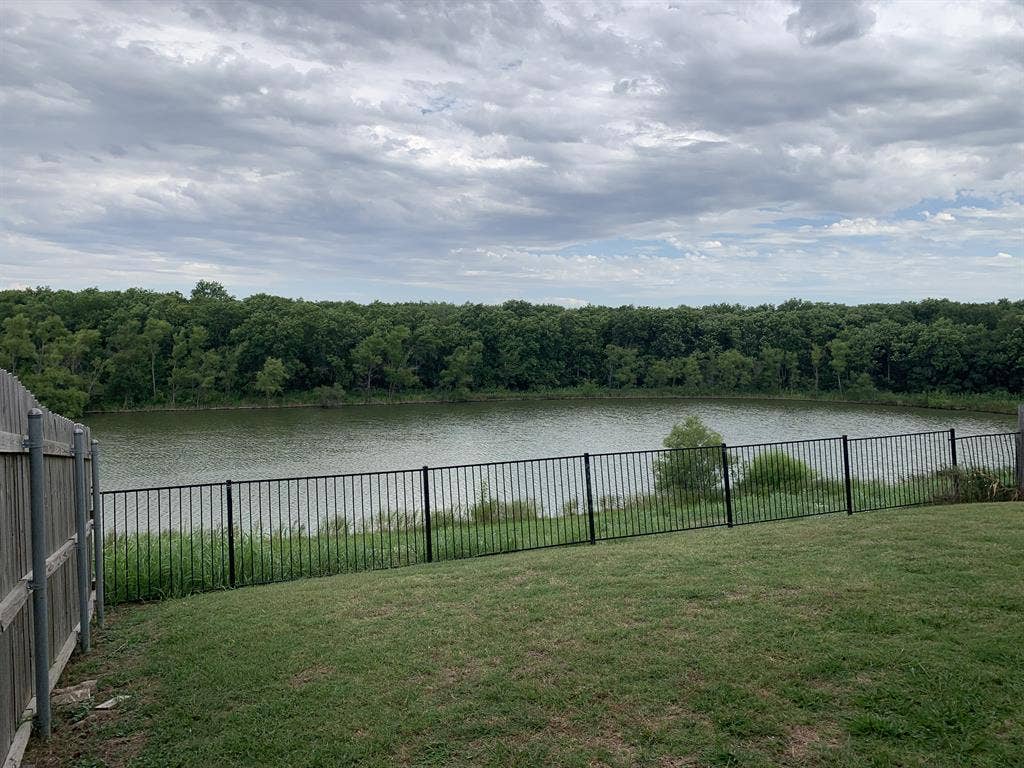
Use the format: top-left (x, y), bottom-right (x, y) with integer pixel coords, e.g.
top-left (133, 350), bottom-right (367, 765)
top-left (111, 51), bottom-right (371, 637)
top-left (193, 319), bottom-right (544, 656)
top-left (0, 369), bottom-right (95, 768)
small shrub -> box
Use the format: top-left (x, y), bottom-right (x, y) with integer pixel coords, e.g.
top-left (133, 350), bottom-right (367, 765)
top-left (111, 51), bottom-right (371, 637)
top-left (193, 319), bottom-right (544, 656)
top-left (654, 416), bottom-right (723, 495)
top-left (739, 451), bottom-right (815, 492)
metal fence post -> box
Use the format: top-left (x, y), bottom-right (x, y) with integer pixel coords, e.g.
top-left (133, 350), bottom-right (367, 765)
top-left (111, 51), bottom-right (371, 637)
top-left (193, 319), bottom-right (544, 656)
top-left (73, 427), bottom-right (90, 652)
top-left (1015, 404), bottom-right (1023, 492)
top-left (721, 444), bottom-right (733, 527)
top-left (842, 435), bottom-right (853, 515)
top-left (422, 466), bottom-right (433, 563)
top-left (27, 409), bottom-right (51, 739)
top-left (226, 480), bottom-right (236, 588)
top-left (949, 428), bottom-right (960, 501)
top-left (90, 439), bottom-right (105, 626)
top-left (583, 453), bottom-right (596, 544)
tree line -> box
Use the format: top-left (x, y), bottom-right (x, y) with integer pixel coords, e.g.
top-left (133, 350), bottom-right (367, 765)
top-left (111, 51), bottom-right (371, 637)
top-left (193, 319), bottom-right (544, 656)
top-left (1, 282), bottom-right (1020, 417)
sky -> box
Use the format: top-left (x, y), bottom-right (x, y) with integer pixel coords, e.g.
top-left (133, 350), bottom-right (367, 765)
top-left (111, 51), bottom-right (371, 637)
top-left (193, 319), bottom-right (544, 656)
top-left (1, 0), bottom-right (1022, 307)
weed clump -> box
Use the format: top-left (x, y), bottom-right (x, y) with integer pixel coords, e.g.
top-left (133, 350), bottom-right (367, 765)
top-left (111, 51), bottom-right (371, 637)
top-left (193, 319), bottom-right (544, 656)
top-left (468, 481), bottom-right (539, 522)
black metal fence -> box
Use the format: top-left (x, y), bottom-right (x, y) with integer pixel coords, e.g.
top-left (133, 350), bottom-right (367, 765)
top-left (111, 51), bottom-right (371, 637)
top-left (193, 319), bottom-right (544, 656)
top-left (101, 428), bottom-right (1021, 603)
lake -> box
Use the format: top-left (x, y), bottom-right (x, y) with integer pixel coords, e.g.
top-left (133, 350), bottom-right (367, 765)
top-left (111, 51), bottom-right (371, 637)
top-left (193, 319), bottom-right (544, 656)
top-left (87, 397), bottom-right (1016, 490)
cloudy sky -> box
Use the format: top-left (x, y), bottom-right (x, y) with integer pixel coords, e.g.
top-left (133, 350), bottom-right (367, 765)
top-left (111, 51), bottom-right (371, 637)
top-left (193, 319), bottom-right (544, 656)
top-left (1, 0), bottom-right (1022, 306)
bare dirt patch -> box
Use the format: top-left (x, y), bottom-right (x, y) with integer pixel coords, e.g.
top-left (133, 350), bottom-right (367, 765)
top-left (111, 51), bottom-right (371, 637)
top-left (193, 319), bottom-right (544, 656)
top-left (784, 723), bottom-right (840, 760)
top-left (288, 664), bottom-right (333, 688)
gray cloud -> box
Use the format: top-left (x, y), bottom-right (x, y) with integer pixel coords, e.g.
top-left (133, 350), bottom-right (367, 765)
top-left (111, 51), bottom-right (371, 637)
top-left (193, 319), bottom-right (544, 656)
top-left (0, 0), bottom-right (1021, 305)
top-left (786, 0), bottom-right (877, 47)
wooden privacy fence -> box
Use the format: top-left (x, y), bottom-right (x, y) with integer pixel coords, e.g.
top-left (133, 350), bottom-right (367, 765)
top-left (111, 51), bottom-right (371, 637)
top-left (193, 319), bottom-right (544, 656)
top-left (1, 369), bottom-right (104, 768)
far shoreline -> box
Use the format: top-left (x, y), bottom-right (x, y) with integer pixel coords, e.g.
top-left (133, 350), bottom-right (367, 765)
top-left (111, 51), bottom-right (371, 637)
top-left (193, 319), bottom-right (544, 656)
top-left (84, 389), bottom-right (1021, 419)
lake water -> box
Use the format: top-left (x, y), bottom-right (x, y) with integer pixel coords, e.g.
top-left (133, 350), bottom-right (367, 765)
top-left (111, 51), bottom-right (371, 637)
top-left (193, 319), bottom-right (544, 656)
top-left (87, 398), bottom-right (1015, 491)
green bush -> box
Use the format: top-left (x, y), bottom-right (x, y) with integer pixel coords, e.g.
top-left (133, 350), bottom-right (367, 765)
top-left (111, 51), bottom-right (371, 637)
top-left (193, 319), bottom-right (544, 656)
top-left (654, 416), bottom-right (723, 495)
top-left (739, 451), bottom-right (815, 492)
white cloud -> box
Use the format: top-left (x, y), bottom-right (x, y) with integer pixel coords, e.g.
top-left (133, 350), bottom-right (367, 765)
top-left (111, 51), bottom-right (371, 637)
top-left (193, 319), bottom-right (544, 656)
top-left (0, 0), bottom-right (1021, 304)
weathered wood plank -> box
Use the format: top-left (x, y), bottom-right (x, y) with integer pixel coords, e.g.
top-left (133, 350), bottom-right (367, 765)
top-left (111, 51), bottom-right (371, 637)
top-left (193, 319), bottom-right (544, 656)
top-left (0, 531), bottom-right (85, 633)
top-left (0, 432), bottom-right (77, 458)
top-left (1, 369), bottom-right (95, 767)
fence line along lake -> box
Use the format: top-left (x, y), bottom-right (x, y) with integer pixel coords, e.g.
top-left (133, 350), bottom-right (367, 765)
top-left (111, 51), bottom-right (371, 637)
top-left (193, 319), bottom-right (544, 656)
top-left (87, 397), bottom-right (1015, 491)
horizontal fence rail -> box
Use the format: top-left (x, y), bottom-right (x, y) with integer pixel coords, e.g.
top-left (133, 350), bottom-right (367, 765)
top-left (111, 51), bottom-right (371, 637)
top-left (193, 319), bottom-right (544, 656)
top-left (101, 428), bottom-right (1023, 604)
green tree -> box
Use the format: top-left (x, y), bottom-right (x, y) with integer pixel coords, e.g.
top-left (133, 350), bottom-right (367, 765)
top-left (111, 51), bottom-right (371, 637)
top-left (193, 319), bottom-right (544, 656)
top-left (757, 347), bottom-right (787, 391)
top-left (809, 343), bottom-right (824, 391)
top-left (351, 330), bottom-right (386, 398)
top-left (645, 358), bottom-right (674, 388)
top-left (1, 314), bottom-right (35, 372)
top-left (142, 317), bottom-right (173, 400)
top-left (103, 318), bottom-right (148, 407)
top-left (195, 350), bottom-right (224, 405)
top-left (34, 315), bottom-right (71, 374)
top-left (828, 339), bottom-right (850, 393)
top-left (654, 416), bottom-right (724, 495)
top-left (440, 341), bottom-right (484, 399)
top-left (24, 367), bottom-right (88, 418)
top-left (677, 354), bottom-right (704, 392)
top-left (0, 286), bottom-right (1019, 412)
top-left (254, 357), bottom-right (287, 405)
top-left (712, 349), bottom-right (754, 392)
top-left (168, 326), bottom-right (207, 406)
top-left (381, 325), bottom-right (418, 399)
top-left (605, 344), bottom-right (640, 388)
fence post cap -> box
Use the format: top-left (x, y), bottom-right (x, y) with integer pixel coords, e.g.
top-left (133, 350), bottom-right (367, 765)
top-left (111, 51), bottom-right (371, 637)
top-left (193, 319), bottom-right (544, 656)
top-left (28, 407), bottom-right (42, 417)
top-left (74, 426), bottom-right (84, 434)
top-left (91, 438), bottom-right (99, 445)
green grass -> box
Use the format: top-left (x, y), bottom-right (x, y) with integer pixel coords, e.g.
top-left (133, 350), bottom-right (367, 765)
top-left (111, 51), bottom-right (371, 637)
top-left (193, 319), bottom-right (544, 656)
top-left (34, 502), bottom-right (1024, 768)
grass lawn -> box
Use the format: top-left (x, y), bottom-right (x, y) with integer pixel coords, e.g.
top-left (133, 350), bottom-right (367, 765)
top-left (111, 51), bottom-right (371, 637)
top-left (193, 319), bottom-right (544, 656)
top-left (28, 502), bottom-right (1024, 768)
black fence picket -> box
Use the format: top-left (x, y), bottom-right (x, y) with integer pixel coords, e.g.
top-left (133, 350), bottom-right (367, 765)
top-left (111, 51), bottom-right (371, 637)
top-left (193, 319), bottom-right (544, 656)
top-left (100, 428), bottom-right (1020, 604)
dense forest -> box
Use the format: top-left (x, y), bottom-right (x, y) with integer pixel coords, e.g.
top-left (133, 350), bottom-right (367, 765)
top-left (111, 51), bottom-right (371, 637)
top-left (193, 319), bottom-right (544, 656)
top-left (1, 282), bottom-right (1021, 418)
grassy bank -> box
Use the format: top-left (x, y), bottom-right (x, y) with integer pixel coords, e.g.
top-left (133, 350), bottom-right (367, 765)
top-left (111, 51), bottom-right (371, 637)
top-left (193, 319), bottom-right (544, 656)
top-left (85, 385), bottom-right (1022, 416)
top-left (30, 502), bottom-right (1024, 768)
top-left (104, 472), bottom-right (977, 604)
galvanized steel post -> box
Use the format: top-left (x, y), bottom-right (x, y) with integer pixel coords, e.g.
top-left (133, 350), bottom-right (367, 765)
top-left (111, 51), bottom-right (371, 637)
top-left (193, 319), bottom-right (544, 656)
top-left (90, 439), bottom-right (105, 626)
top-left (73, 427), bottom-right (90, 652)
top-left (28, 409), bottom-right (51, 738)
